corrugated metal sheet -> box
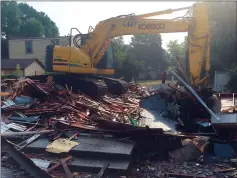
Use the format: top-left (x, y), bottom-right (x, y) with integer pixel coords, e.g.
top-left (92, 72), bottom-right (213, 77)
top-left (31, 159), bottom-right (51, 170)
top-left (1, 100), bottom-right (16, 109)
top-left (7, 123), bottom-right (27, 132)
top-left (1, 121), bottom-right (13, 133)
top-left (213, 71), bottom-right (231, 92)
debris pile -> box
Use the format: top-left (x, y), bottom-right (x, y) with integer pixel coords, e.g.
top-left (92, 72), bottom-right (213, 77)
top-left (1, 78), bottom-right (148, 133)
top-left (2, 77), bottom-right (237, 178)
top-left (129, 135), bottom-right (237, 178)
top-left (0, 77), bottom-right (150, 177)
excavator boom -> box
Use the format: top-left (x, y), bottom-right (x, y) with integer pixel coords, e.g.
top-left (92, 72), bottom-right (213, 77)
top-left (135, 6), bottom-right (192, 19)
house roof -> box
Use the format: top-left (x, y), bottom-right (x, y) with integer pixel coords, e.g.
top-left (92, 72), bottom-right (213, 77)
top-left (1, 59), bottom-right (44, 70)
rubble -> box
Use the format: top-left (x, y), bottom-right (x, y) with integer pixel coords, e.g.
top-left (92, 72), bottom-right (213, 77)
top-left (128, 160), bottom-right (236, 178)
top-left (2, 77), bottom-right (237, 178)
top-left (1, 78), bottom-right (145, 130)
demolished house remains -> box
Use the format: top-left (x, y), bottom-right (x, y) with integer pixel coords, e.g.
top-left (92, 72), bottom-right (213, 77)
top-left (1, 71), bottom-right (237, 178)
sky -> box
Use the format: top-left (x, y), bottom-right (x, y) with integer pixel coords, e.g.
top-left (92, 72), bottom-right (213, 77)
top-left (27, 1), bottom-right (195, 49)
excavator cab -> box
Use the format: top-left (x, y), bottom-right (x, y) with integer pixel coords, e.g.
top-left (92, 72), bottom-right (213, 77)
top-left (72, 31), bottom-right (115, 70)
top-left (96, 43), bottom-right (114, 70)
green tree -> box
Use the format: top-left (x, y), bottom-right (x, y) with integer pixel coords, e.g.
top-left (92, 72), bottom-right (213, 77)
top-left (1, 2), bottom-right (59, 58)
top-left (128, 34), bottom-right (168, 79)
top-left (166, 38), bottom-right (187, 68)
top-left (205, 2), bottom-right (237, 91)
top-left (20, 18), bottom-right (44, 37)
top-left (1, 2), bottom-right (22, 38)
top-left (206, 2), bottom-right (236, 72)
top-left (111, 36), bottom-right (132, 80)
top-left (18, 3), bottom-right (59, 37)
top-left (112, 36), bottom-right (128, 70)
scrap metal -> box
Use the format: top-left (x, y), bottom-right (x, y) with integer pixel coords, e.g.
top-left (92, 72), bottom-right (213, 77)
top-left (1, 121), bottom-right (13, 133)
top-left (2, 138), bottom-right (53, 178)
top-left (31, 158), bottom-right (51, 170)
top-left (17, 134), bottom-right (41, 150)
top-left (1, 114), bottom-right (11, 124)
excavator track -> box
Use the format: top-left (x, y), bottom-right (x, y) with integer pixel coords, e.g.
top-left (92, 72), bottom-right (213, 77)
top-left (28, 74), bottom-right (130, 97)
top-left (91, 75), bottom-right (131, 95)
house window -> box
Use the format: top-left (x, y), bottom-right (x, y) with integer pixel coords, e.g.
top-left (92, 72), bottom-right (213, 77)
top-left (25, 40), bottom-right (33, 54)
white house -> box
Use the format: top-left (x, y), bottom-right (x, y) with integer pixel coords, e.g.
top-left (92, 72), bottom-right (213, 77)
top-left (8, 36), bottom-right (72, 64)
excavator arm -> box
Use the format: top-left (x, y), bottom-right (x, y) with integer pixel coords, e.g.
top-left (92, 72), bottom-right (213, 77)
top-left (50, 3), bottom-right (210, 87)
top-left (83, 3), bottom-right (210, 86)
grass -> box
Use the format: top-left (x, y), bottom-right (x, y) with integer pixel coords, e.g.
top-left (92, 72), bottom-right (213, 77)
top-left (136, 80), bottom-right (162, 86)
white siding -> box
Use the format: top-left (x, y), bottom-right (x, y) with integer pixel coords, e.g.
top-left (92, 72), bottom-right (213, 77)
top-left (9, 39), bottom-right (52, 64)
top-left (24, 61), bottom-right (45, 76)
top-left (8, 36), bottom-right (70, 64)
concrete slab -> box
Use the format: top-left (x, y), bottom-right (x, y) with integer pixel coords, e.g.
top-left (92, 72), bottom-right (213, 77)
top-left (24, 136), bottom-right (134, 159)
top-left (64, 157), bottom-right (131, 173)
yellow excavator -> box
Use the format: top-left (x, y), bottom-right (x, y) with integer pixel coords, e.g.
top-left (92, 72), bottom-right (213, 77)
top-left (44, 3), bottom-right (210, 97)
